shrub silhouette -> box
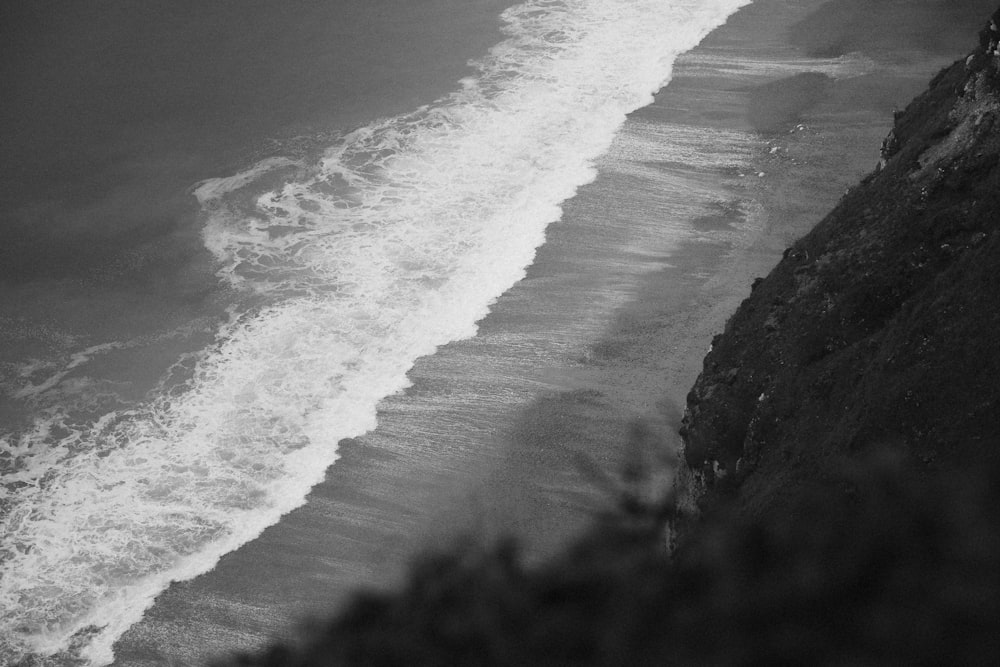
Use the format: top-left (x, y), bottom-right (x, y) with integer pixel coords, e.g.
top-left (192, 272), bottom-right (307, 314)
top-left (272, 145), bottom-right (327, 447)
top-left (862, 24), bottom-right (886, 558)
top-left (218, 452), bottom-right (1000, 666)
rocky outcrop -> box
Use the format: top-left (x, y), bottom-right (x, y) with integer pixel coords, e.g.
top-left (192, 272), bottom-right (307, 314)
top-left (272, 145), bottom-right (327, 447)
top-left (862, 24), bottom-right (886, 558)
top-left (681, 12), bottom-right (1000, 518)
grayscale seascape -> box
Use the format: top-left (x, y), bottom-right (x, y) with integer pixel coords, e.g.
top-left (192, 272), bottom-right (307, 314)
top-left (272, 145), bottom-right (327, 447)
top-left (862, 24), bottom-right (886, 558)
top-left (1, 0), bottom-right (988, 664)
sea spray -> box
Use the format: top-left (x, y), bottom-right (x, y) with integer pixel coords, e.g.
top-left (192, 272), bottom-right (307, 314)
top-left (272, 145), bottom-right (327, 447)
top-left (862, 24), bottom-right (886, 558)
top-left (0, 0), bottom-right (751, 663)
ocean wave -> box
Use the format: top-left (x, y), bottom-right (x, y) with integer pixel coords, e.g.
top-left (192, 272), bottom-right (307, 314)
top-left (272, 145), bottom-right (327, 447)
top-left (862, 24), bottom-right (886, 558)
top-left (0, 0), bottom-right (750, 663)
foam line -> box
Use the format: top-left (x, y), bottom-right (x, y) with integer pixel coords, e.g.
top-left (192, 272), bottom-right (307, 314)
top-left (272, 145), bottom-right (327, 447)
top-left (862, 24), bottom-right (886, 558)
top-left (0, 1), bottom-right (751, 663)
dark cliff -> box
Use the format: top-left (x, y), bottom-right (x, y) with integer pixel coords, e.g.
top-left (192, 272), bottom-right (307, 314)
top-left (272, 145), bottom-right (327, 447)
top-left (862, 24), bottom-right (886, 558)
top-left (681, 9), bottom-right (1000, 519)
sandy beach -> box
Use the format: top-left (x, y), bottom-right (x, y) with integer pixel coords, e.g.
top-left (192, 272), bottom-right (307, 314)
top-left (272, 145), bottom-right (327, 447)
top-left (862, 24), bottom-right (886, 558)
top-left (110, 1), bottom-right (992, 664)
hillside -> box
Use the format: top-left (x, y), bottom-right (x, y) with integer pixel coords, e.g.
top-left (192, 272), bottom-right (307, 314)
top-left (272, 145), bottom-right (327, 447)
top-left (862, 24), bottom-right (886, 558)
top-left (680, 8), bottom-right (1000, 519)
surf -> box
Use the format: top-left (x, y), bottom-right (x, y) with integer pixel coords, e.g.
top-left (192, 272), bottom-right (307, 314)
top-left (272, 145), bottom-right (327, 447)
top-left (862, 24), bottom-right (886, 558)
top-left (0, 0), bottom-right (751, 663)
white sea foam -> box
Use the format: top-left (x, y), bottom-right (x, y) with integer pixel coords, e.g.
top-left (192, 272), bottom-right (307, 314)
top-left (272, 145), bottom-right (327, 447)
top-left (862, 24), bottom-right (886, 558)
top-left (191, 156), bottom-right (302, 205)
top-left (609, 120), bottom-right (754, 175)
top-left (680, 50), bottom-right (877, 80)
top-left (0, 0), bottom-right (751, 663)
top-left (14, 342), bottom-right (130, 399)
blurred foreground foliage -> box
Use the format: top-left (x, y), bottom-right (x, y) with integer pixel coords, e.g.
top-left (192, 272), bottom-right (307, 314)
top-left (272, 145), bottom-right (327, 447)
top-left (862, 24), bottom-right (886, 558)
top-left (218, 452), bottom-right (1000, 666)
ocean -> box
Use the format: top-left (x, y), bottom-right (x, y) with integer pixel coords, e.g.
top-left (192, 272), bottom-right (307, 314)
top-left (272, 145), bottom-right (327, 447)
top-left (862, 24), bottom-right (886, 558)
top-left (0, 0), bottom-right (757, 664)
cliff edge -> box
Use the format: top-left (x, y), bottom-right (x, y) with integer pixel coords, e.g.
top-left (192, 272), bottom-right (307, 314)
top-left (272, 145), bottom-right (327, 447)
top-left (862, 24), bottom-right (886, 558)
top-left (681, 9), bottom-right (1000, 518)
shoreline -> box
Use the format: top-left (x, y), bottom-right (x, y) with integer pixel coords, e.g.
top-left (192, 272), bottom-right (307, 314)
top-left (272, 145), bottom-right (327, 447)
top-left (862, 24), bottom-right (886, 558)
top-left (111, 0), bottom-right (990, 663)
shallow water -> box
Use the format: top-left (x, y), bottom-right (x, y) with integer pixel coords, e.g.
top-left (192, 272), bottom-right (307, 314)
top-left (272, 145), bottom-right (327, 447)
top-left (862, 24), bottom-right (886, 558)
top-left (1, 1), bottom-right (753, 663)
top-left (0, 0), bottom-right (515, 414)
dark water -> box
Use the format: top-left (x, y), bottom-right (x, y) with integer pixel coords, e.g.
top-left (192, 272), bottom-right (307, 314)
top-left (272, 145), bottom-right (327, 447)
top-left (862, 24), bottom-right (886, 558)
top-left (0, 0), bottom-right (511, 398)
top-left (1, 1), bottom-right (516, 662)
top-left (4, 0), bottom-right (760, 663)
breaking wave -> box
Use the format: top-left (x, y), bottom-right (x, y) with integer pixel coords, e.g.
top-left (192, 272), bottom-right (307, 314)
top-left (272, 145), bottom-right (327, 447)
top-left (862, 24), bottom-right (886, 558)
top-left (0, 0), bottom-right (750, 663)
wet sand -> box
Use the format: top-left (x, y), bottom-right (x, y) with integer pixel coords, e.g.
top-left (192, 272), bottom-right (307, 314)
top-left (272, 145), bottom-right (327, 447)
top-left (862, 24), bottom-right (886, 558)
top-left (112, 0), bottom-right (992, 664)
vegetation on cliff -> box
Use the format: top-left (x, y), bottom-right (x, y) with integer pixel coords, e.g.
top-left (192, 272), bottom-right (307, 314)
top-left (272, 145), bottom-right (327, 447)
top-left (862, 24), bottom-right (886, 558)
top-left (681, 7), bottom-right (1000, 519)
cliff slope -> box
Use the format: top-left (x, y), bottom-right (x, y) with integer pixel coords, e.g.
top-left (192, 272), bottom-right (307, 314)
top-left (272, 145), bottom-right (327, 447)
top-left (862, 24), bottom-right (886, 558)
top-left (682, 10), bottom-right (1000, 518)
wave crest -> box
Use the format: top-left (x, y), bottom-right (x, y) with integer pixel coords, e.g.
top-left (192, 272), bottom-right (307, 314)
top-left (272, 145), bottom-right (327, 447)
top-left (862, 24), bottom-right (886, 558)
top-left (0, 0), bottom-right (750, 663)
